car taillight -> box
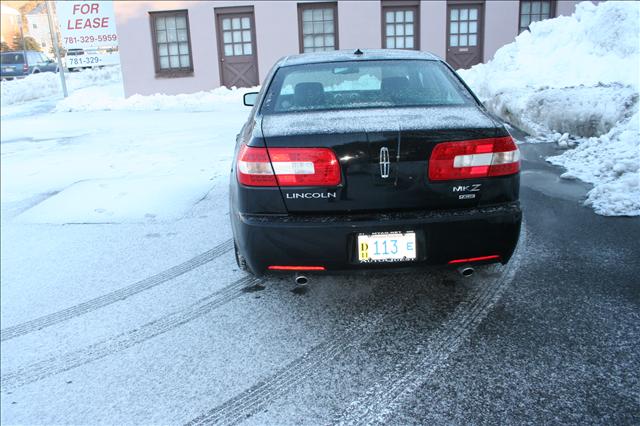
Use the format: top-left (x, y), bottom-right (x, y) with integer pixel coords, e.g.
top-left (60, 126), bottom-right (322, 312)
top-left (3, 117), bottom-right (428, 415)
top-left (237, 145), bottom-right (341, 187)
top-left (237, 145), bottom-right (277, 186)
top-left (23, 64), bottom-right (29, 72)
top-left (428, 136), bottom-right (520, 181)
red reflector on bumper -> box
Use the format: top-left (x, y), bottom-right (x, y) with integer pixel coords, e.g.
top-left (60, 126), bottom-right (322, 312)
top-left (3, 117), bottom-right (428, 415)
top-left (447, 255), bottom-right (501, 264)
top-left (268, 265), bottom-right (326, 271)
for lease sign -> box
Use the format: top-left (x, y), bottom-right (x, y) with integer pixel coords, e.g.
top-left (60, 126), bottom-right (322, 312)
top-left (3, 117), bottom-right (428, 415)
top-left (57, 1), bottom-right (118, 49)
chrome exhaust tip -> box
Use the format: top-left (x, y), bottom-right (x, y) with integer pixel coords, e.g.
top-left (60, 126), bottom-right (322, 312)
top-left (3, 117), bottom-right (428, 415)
top-left (295, 275), bottom-right (309, 286)
top-left (457, 266), bottom-right (475, 278)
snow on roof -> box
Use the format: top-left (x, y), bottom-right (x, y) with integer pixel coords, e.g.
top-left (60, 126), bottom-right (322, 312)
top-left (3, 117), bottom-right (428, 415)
top-left (1, 4), bottom-right (20, 15)
top-left (280, 49), bottom-right (441, 67)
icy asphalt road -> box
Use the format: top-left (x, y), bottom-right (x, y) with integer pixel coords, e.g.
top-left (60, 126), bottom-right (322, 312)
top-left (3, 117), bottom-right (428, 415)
top-left (1, 141), bottom-right (639, 425)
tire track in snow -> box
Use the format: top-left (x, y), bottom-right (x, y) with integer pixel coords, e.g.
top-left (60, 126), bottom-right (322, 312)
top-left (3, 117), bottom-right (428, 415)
top-left (335, 226), bottom-right (526, 426)
top-left (1, 274), bottom-right (259, 391)
top-left (184, 309), bottom-right (395, 426)
top-left (0, 239), bottom-right (233, 342)
top-left (183, 277), bottom-right (435, 426)
top-left (186, 227), bottom-right (525, 426)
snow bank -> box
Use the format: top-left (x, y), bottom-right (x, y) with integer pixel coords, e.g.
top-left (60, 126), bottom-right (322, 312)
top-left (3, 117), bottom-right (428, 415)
top-left (459, 1), bottom-right (640, 216)
top-left (56, 84), bottom-right (258, 112)
top-left (484, 84), bottom-right (638, 138)
top-left (1, 58), bottom-right (255, 114)
top-left (460, 2), bottom-right (639, 98)
top-left (0, 66), bottom-right (122, 106)
top-left (548, 112), bottom-right (640, 216)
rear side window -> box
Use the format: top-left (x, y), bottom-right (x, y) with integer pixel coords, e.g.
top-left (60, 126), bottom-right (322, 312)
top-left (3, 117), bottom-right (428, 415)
top-left (28, 52), bottom-right (41, 63)
top-left (261, 60), bottom-right (473, 114)
top-left (1, 53), bottom-right (25, 64)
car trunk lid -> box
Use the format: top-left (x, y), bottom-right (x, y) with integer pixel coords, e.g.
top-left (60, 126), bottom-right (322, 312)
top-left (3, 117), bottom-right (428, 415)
top-left (261, 106), bottom-right (504, 213)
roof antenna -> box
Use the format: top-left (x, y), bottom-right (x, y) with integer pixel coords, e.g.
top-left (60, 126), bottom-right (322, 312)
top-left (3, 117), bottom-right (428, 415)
top-left (354, 48), bottom-right (363, 55)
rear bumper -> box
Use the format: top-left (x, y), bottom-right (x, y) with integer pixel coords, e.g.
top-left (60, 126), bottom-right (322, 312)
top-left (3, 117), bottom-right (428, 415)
top-left (0, 73), bottom-right (25, 79)
top-left (232, 202), bottom-right (522, 276)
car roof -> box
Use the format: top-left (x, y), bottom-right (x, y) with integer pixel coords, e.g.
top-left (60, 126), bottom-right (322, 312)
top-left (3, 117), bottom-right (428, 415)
top-left (279, 49), bottom-right (441, 67)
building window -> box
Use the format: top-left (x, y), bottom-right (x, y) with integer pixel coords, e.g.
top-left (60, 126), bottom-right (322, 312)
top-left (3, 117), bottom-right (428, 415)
top-left (32, 23), bottom-right (37, 29)
top-left (449, 7), bottom-right (479, 48)
top-left (298, 2), bottom-right (338, 53)
top-left (149, 10), bottom-right (193, 76)
top-left (519, 1), bottom-right (555, 33)
top-left (220, 16), bottom-right (253, 56)
top-left (382, 1), bottom-right (419, 50)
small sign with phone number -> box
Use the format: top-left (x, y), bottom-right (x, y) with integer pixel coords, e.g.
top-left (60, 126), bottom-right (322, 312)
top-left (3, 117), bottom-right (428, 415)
top-left (65, 53), bottom-right (119, 67)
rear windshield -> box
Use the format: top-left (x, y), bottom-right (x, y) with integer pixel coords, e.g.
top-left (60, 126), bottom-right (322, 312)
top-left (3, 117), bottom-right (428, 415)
top-left (1, 53), bottom-right (25, 64)
top-left (260, 60), bottom-right (474, 114)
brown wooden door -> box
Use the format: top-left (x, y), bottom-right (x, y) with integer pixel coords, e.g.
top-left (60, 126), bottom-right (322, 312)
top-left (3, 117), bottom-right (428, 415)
top-left (446, 2), bottom-right (484, 70)
top-left (215, 9), bottom-right (259, 88)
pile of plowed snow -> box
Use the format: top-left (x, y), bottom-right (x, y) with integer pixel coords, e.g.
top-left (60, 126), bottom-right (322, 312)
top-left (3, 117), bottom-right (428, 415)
top-left (0, 65), bottom-right (122, 106)
top-left (548, 111), bottom-right (639, 216)
top-left (55, 84), bottom-right (258, 112)
top-left (459, 1), bottom-right (639, 216)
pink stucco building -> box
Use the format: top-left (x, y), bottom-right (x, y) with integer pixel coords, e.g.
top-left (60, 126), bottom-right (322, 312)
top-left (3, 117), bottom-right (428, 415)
top-left (114, 0), bottom-right (582, 97)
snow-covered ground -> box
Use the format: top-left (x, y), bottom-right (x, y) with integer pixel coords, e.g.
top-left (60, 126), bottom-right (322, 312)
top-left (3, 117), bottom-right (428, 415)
top-left (459, 1), bottom-right (640, 216)
top-left (1, 67), bottom-right (256, 225)
top-left (1, 67), bottom-right (255, 328)
top-left (1, 66), bottom-right (122, 108)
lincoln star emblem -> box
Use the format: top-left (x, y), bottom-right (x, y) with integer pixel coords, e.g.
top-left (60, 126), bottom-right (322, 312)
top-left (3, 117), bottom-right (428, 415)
top-left (379, 147), bottom-right (390, 178)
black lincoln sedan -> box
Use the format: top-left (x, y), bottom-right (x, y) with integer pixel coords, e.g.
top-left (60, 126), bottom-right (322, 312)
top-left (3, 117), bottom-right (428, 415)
top-left (230, 49), bottom-right (521, 277)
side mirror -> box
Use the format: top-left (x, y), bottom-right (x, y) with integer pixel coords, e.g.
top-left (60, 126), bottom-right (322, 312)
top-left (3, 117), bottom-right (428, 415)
top-left (243, 92), bottom-right (258, 106)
